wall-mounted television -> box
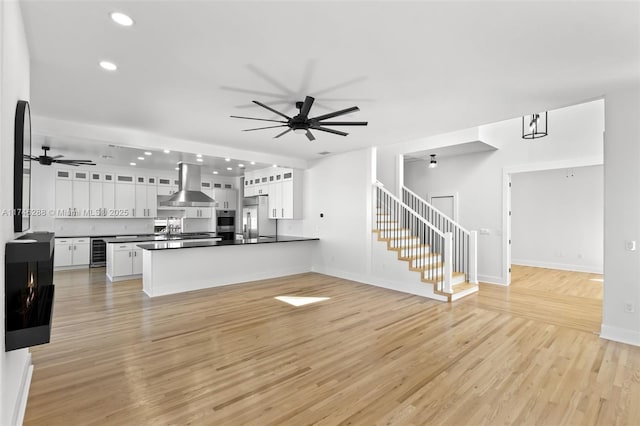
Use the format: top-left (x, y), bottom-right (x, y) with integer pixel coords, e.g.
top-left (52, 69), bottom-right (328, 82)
top-left (14, 100), bottom-right (31, 232)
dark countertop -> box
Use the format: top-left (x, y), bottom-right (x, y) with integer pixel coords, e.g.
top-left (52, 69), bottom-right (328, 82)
top-left (137, 235), bottom-right (319, 251)
top-left (103, 233), bottom-right (218, 244)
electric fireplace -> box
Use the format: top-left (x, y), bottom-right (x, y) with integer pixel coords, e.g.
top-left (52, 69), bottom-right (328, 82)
top-left (5, 232), bottom-right (55, 351)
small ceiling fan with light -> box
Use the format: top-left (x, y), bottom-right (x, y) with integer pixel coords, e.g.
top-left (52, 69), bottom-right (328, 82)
top-left (26, 146), bottom-right (96, 166)
top-left (231, 96), bottom-right (367, 141)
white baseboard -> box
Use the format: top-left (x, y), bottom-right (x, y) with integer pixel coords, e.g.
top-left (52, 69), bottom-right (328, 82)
top-left (600, 324), bottom-right (640, 347)
top-left (512, 259), bottom-right (603, 274)
top-left (311, 266), bottom-right (449, 302)
top-left (478, 274), bottom-right (507, 286)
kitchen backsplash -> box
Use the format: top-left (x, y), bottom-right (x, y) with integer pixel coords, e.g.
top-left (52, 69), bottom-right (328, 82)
top-left (51, 218), bottom-right (154, 237)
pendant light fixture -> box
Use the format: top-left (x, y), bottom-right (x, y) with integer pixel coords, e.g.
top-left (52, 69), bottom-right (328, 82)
top-left (522, 112), bottom-right (548, 139)
top-left (428, 154), bottom-right (438, 168)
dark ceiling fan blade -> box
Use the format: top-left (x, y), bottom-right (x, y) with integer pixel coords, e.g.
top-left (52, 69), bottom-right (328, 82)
top-left (252, 101), bottom-right (291, 120)
top-left (24, 155), bottom-right (38, 160)
top-left (315, 121), bottom-right (368, 126)
top-left (230, 115), bottom-right (288, 124)
top-left (299, 96), bottom-right (315, 119)
top-left (310, 106), bottom-right (360, 122)
top-left (51, 155), bottom-right (64, 159)
top-left (310, 126), bottom-right (349, 137)
top-left (306, 130), bottom-right (316, 142)
top-left (274, 128), bottom-right (293, 138)
top-left (242, 124), bottom-right (288, 132)
top-left (54, 159), bottom-right (96, 164)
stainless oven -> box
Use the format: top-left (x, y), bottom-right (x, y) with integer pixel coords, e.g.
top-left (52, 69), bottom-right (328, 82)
top-left (216, 210), bottom-right (236, 240)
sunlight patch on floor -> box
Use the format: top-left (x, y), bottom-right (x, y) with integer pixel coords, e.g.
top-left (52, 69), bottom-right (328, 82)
top-left (589, 278), bottom-right (604, 282)
top-left (274, 296), bottom-right (330, 307)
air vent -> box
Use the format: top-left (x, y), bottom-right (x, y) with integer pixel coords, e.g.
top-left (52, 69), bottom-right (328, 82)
top-left (100, 155), bottom-right (114, 159)
top-left (317, 151), bottom-right (331, 156)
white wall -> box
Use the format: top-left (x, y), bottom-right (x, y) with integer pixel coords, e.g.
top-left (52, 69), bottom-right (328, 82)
top-left (403, 99), bottom-right (604, 283)
top-left (511, 166), bottom-right (603, 273)
top-left (304, 148), bottom-right (373, 280)
top-left (601, 82), bottom-right (640, 346)
top-left (1, 2), bottom-right (33, 424)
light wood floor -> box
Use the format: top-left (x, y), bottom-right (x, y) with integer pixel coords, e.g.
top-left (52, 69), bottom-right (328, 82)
top-left (24, 266), bottom-right (640, 425)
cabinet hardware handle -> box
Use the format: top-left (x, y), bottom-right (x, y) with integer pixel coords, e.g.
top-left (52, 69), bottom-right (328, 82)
top-left (129, 251), bottom-right (131, 257)
top-left (68, 246), bottom-right (71, 251)
top-left (74, 245), bottom-right (77, 250)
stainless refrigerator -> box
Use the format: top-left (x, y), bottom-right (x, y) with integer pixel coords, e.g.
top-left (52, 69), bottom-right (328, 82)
top-left (242, 196), bottom-right (276, 238)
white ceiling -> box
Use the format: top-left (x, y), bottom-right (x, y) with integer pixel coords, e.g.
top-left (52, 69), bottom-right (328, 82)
top-left (20, 1), bottom-right (640, 163)
top-left (405, 140), bottom-right (498, 163)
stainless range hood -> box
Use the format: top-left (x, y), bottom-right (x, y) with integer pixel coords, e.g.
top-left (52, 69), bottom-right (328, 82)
top-left (160, 162), bottom-right (215, 207)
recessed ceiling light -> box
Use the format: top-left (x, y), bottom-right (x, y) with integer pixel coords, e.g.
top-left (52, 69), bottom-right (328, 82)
top-left (273, 164), bottom-right (278, 168)
top-left (238, 163), bottom-right (245, 168)
top-left (250, 161), bottom-right (255, 165)
top-left (175, 167), bottom-right (179, 170)
top-left (163, 149), bottom-right (170, 154)
top-left (99, 61), bottom-right (117, 71)
top-left (226, 167), bottom-right (232, 171)
top-left (225, 158), bottom-right (231, 162)
top-left (110, 12), bottom-right (134, 26)
top-left (130, 162), bottom-right (136, 166)
top-left (196, 154), bottom-right (202, 158)
top-left (137, 157), bottom-right (144, 160)
top-left (144, 151), bottom-right (152, 156)
top-left (197, 158), bottom-right (203, 162)
top-left (213, 171), bottom-right (219, 174)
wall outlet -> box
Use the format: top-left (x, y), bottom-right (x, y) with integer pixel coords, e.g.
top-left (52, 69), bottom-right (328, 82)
top-left (625, 240), bottom-right (636, 251)
top-left (624, 302), bottom-right (635, 313)
top-left (480, 228), bottom-right (490, 235)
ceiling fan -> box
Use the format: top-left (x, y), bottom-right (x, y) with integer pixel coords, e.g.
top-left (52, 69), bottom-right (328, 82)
top-left (26, 146), bottom-right (96, 166)
top-left (231, 96), bottom-right (367, 141)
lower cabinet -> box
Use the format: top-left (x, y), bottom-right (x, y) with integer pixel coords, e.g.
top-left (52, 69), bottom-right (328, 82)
top-left (54, 238), bottom-right (90, 268)
top-left (107, 243), bottom-right (143, 281)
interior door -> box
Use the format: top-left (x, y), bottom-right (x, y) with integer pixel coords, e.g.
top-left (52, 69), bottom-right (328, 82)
top-left (431, 195), bottom-right (455, 220)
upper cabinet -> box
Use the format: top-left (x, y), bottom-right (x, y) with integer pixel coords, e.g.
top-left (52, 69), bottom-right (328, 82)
top-left (55, 169), bottom-right (90, 217)
top-left (212, 182), bottom-right (237, 211)
top-left (245, 167), bottom-right (302, 219)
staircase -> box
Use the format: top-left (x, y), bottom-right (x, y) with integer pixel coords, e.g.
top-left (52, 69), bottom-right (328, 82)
top-left (373, 183), bottom-right (478, 301)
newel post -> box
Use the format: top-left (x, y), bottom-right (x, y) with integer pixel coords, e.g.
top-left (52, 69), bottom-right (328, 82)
top-left (444, 232), bottom-right (453, 293)
top-left (469, 230), bottom-right (478, 284)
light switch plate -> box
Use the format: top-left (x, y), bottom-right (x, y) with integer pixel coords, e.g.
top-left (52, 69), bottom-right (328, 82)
top-left (626, 240), bottom-right (636, 251)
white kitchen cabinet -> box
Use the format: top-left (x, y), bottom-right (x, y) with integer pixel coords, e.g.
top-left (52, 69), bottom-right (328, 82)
top-left (146, 179), bottom-right (158, 217)
top-left (115, 174), bottom-right (136, 218)
top-left (55, 169), bottom-right (92, 217)
top-left (135, 176), bottom-right (158, 218)
top-left (54, 238), bottom-right (89, 268)
top-left (55, 178), bottom-right (73, 217)
top-left (213, 187), bottom-right (237, 211)
top-left (132, 248), bottom-right (143, 275)
top-left (103, 173), bottom-right (116, 215)
top-left (89, 172), bottom-right (105, 216)
top-left (107, 242), bottom-right (143, 281)
top-left (113, 248), bottom-right (134, 277)
top-left (267, 168), bottom-right (302, 219)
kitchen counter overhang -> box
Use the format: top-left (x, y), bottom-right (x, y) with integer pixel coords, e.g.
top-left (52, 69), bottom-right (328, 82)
top-left (140, 235), bottom-right (319, 298)
top-left (137, 235), bottom-right (317, 250)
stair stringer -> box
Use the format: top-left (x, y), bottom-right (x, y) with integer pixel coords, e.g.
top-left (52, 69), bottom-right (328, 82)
top-left (370, 235), bottom-right (449, 302)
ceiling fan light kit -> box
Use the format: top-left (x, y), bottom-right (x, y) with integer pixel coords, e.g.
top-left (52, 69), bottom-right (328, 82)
top-left (522, 111), bottom-right (548, 139)
top-left (428, 154), bottom-right (438, 169)
top-left (231, 95), bottom-right (368, 141)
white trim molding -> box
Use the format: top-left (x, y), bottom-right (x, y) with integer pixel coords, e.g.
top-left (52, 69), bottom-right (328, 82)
top-left (600, 324), bottom-right (640, 347)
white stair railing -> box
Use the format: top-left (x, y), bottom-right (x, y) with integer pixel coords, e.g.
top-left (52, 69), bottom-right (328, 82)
top-left (402, 186), bottom-right (478, 284)
top-left (374, 183), bottom-right (453, 292)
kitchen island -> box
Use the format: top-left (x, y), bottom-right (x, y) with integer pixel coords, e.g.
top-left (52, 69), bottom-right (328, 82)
top-left (104, 233), bottom-right (220, 282)
top-left (138, 236), bottom-right (319, 297)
